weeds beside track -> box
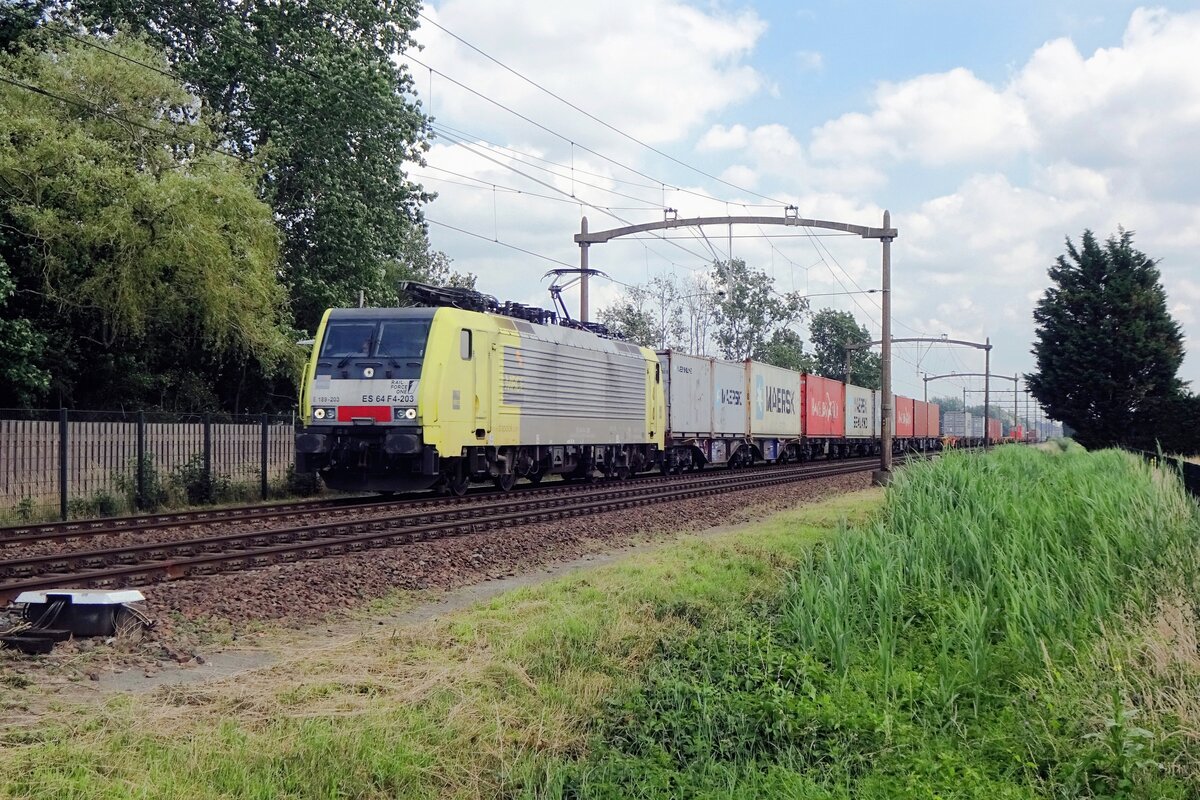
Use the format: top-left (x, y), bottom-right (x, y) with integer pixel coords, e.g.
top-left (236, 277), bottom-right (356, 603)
top-left (550, 444), bottom-right (1200, 798)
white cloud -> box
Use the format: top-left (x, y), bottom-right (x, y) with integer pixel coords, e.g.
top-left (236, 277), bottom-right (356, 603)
top-left (697, 124), bottom-right (749, 151)
top-left (808, 7), bottom-right (1200, 191)
top-left (719, 164), bottom-right (758, 188)
top-left (810, 68), bottom-right (1035, 166)
top-left (414, 0), bottom-right (766, 146)
top-left (795, 50), bottom-right (823, 71)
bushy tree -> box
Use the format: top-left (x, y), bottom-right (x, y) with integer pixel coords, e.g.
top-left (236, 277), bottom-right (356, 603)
top-left (712, 259), bottom-right (807, 361)
top-left (808, 308), bottom-right (881, 388)
top-left (61, 0), bottom-right (434, 332)
top-left (599, 286), bottom-right (656, 348)
top-left (679, 273), bottom-right (717, 356)
top-left (0, 33), bottom-right (297, 408)
top-left (0, 253), bottom-right (48, 405)
top-left (1027, 229), bottom-right (1185, 448)
top-left (599, 276), bottom-right (686, 350)
top-left (756, 328), bottom-right (814, 372)
top-left (931, 395), bottom-right (964, 414)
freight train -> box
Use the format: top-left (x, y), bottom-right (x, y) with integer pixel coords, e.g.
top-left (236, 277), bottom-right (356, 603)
top-left (294, 283), bottom-right (940, 495)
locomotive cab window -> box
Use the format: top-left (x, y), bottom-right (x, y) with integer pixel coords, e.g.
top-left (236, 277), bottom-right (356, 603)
top-left (460, 329), bottom-right (472, 360)
top-left (320, 323), bottom-right (376, 359)
top-left (376, 320), bottom-right (429, 359)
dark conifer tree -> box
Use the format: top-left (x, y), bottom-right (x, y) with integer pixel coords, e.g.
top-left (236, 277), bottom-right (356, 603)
top-left (1027, 229), bottom-right (1185, 448)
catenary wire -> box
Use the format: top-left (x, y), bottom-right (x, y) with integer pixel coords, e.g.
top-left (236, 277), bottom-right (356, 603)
top-left (415, 11), bottom-right (788, 206)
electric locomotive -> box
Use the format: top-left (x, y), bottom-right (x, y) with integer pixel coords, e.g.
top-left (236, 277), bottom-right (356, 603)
top-left (295, 283), bottom-right (666, 494)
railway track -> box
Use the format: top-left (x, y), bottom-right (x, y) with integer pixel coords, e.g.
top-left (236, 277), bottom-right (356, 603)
top-left (0, 455), bottom-right (895, 553)
top-left (0, 458), bottom-right (881, 602)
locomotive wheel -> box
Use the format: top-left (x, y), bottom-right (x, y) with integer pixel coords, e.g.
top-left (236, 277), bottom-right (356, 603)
top-left (446, 472), bottom-right (469, 497)
top-left (494, 473), bottom-right (517, 492)
top-left (526, 468), bottom-right (544, 485)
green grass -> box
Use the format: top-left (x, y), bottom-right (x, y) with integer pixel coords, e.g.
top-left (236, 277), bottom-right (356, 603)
top-left (0, 488), bottom-right (881, 799)
top-left (538, 447), bottom-right (1200, 798)
top-left (4, 446), bottom-right (1196, 799)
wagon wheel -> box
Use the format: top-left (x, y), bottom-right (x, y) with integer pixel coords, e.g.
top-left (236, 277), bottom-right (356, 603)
top-left (494, 473), bottom-right (517, 492)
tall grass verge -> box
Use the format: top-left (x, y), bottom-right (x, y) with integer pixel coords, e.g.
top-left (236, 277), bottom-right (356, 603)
top-left (556, 447), bottom-right (1200, 798)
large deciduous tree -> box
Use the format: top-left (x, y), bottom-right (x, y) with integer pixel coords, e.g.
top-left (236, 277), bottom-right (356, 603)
top-left (0, 33), bottom-right (296, 409)
top-left (1027, 229), bottom-right (1185, 448)
top-left (712, 259), bottom-right (807, 361)
top-left (599, 285), bottom-right (656, 349)
top-left (808, 308), bottom-right (880, 388)
top-left (64, 0), bottom-right (433, 331)
top-left (756, 328), bottom-right (814, 372)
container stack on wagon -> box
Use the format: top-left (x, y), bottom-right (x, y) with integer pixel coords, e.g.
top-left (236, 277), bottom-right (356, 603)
top-left (655, 350), bottom-right (939, 470)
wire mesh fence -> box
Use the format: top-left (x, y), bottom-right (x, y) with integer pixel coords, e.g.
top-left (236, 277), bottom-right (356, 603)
top-left (0, 409), bottom-right (297, 522)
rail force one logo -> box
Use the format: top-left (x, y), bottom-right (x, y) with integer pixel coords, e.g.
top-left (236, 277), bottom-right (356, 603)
top-left (754, 374), bottom-right (796, 419)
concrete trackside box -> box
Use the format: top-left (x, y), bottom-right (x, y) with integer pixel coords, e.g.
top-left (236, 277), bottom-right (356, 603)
top-left (748, 360), bottom-right (801, 438)
top-left (844, 383), bottom-right (873, 439)
top-left (803, 374), bottom-right (845, 438)
top-left (658, 350), bottom-right (712, 436)
top-left (713, 358), bottom-right (749, 435)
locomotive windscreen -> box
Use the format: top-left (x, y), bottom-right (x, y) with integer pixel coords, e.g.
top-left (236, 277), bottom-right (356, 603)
top-left (319, 319), bottom-right (431, 361)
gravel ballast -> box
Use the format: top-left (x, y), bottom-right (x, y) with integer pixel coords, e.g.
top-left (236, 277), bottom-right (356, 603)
top-left (149, 471), bottom-right (872, 632)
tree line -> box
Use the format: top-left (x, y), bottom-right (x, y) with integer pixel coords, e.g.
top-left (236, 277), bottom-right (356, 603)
top-left (598, 258), bottom-right (882, 389)
top-left (0, 0), bottom-right (467, 412)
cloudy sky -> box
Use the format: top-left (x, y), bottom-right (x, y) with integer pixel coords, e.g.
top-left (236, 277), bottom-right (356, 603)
top-left (404, 1), bottom-right (1200, 405)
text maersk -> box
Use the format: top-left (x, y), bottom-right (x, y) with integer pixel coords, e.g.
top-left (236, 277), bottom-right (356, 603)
top-left (765, 386), bottom-right (795, 415)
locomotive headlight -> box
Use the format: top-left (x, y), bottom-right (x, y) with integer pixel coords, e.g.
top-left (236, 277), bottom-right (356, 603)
top-left (314, 408), bottom-right (326, 419)
top-left (394, 407), bottom-right (418, 421)
top-left (405, 407), bottom-right (417, 420)
top-left (313, 406), bottom-right (335, 420)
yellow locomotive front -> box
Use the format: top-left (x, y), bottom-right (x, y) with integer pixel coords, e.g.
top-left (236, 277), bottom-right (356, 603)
top-left (296, 284), bottom-right (666, 495)
top-left (296, 306), bottom-right (442, 492)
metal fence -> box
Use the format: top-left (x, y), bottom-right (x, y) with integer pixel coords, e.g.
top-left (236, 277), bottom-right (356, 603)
top-left (1125, 448), bottom-right (1200, 499)
top-left (0, 409), bottom-right (296, 520)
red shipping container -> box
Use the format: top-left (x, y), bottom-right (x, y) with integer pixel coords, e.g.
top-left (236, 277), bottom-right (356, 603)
top-left (928, 403), bottom-right (940, 437)
top-left (988, 418), bottom-right (1002, 441)
top-left (914, 399), bottom-right (930, 437)
top-left (802, 374), bottom-right (845, 437)
top-left (894, 395), bottom-right (915, 437)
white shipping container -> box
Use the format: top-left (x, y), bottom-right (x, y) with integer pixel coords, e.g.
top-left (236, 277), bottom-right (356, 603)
top-left (657, 351), bottom-right (712, 436)
top-left (943, 411), bottom-right (972, 437)
top-left (748, 361), bottom-right (801, 437)
top-left (844, 383), bottom-right (874, 439)
top-left (712, 359), bottom-right (748, 435)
